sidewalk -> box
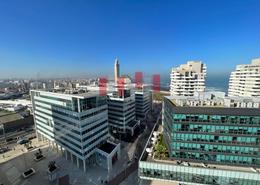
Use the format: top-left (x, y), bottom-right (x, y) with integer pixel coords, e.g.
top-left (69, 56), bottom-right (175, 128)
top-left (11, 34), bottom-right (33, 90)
top-left (0, 138), bottom-right (48, 164)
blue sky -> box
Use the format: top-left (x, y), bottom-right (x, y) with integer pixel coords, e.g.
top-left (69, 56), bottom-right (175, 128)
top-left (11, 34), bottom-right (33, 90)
top-left (0, 0), bottom-right (260, 79)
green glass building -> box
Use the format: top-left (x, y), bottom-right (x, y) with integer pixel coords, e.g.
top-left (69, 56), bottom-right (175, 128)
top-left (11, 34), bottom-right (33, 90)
top-left (163, 97), bottom-right (260, 167)
top-left (139, 96), bottom-right (260, 185)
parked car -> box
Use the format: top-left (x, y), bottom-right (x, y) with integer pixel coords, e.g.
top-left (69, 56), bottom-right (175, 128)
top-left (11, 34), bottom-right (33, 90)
top-left (0, 147), bottom-right (8, 154)
top-left (17, 138), bottom-right (29, 145)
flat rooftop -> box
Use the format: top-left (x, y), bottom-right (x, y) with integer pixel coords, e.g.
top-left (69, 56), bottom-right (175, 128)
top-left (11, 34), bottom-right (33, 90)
top-left (140, 124), bottom-right (260, 174)
top-left (0, 110), bottom-right (23, 124)
top-left (31, 90), bottom-right (101, 99)
top-left (98, 142), bottom-right (116, 154)
top-left (165, 97), bottom-right (260, 116)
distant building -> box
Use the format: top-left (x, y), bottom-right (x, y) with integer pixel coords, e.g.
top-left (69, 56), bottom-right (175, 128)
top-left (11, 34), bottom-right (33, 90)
top-left (139, 94), bottom-right (260, 185)
top-left (31, 90), bottom-right (120, 171)
top-left (228, 58), bottom-right (260, 97)
top-left (107, 88), bottom-right (140, 136)
top-left (0, 111), bottom-right (33, 142)
top-left (120, 75), bottom-right (132, 84)
top-left (114, 58), bottom-right (120, 84)
top-left (170, 61), bottom-right (206, 96)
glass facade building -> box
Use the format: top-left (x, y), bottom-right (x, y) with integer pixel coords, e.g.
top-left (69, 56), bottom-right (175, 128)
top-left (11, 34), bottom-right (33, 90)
top-left (139, 96), bottom-right (260, 185)
top-left (31, 90), bottom-right (109, 171)
top-left (135, 90), bottom-right (151, 119)
top-left (163, 97), bottom-right (260, 167)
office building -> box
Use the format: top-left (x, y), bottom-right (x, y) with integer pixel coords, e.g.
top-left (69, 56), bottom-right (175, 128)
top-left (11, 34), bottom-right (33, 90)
top-left (228, 58), bottom-right (260, 97)
top-left (139, 94), bottom-right (260, 185)
top-left (107, 88), bottom-right (140, 136)
top-left (31, 90), bottom-right (120, 172)
top-left (170, 61), bottom-right (206, 96)
top-left (135, 89), bottom-right (152, 120)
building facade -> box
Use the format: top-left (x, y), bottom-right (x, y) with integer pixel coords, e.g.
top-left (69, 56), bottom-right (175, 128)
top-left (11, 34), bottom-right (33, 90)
top-left (170, 61), bottom-right (206, 96)
top-left (107, 88), bottom-right (139, 136)
top-left (228, 58), bottom-right (260, 97)
top-left (31, 90), bottom-right (112, 171)
top-left (139, 96), bottom-right (260, 185)
top-left (135, 90), bottom-right (151, 120)
top-left (163, 97), bottom-right (260, 167)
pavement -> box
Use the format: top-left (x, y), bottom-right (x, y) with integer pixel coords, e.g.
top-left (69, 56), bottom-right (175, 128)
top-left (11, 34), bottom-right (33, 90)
top-left (0, 136), bottom-right (41, 164)
top-left (0, 136), bottom-right (139, 185)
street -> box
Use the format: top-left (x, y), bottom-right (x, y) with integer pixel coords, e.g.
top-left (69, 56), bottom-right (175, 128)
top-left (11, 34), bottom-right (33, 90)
top-left (108, 103), bottom-right (162, 185)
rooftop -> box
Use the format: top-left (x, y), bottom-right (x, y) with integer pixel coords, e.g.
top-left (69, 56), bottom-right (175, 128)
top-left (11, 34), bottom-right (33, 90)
top-left (140, 123), bottom-right (260, 174)
top-left (98, 142), bottom-right (116, 154)
top-left (166, 91), bottom-right (260, 109)
top-left (166, 98), bottom-right (260, 116)
top-left (0, 110), bottom-right (23, 124)
top-left (31, 90), bottom-right (101, 99)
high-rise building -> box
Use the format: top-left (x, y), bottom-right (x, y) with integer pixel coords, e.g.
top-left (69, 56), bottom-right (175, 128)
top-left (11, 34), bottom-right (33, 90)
top-left (170, 61), bottom-right (206, 96)
top-left (31, 90), bottom-right (120, 171)
top-left (107, 88), bottom-right (140, 136)
top-left (139, 94), bottom-right (260, 185)
top-left (135, 89), bottom-right (152, 120)
top-left (114, 58), bottom-right (120, 84)
top-left (228, 59), bottom-right (260, 97)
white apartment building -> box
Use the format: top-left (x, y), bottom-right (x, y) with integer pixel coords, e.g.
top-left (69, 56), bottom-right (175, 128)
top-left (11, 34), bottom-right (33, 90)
top-left (31, 90), bottom-right (120, 172)
top-left (170, 61), bottom-right (206, 96)
top-left (228, 58), bottom-right (260, 97)
top-left (107, 88), bottom-right (140, 136)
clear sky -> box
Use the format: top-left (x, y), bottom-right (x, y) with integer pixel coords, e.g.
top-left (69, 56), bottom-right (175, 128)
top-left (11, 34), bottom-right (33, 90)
top-left (0, 0), bottom-right (260, 79)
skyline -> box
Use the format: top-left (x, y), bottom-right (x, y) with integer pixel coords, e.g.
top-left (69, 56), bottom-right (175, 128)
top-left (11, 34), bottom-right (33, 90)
top-left (0, 0), bottom-right (260, 79)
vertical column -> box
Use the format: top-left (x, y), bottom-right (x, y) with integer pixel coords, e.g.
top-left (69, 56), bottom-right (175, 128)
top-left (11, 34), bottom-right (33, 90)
top-left (118, 143), bottom-right (121, 159)
top-left (37, 131), bottom-right (40, 142)
top-left (65, 150), bottom-right (68, 160)
top-left (56, 143), bottom-right (59, 153)
top-left (77, 98), bottom-right (81, 113)
top-left (77, 157), bottom-right (79, 168)
top-left (83, 159), bottom-right (86, 172)
top-left (107, 157), bottom-right (110, 172)
top-left (61, 147), bottom-right (64, 155)
top-left (71, 153), bottom-right (73, 163)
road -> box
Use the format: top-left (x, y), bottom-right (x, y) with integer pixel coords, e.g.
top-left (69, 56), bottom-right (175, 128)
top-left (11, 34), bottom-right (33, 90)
top-left (107, 103), bottom-right (162, 185)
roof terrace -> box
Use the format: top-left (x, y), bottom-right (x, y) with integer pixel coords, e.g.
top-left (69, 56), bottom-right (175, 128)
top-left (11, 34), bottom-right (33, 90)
top-left (139, 123), bottom-right (260, 174)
